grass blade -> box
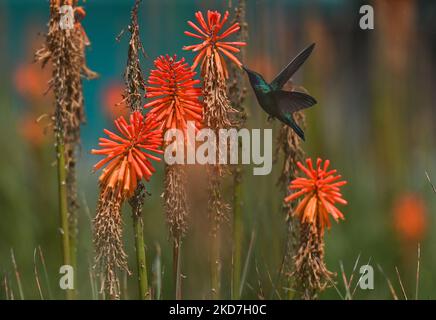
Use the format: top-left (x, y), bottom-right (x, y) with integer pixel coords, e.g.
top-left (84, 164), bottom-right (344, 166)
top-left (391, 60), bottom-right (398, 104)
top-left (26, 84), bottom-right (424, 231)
top-left (395, 266), bottom-right (408, 300)
top-left (3, 274), bottom-right (11, 300)
top-left (351, 256), bottom-right (372, 297)
top-left (339, 261), bottom-right (352, 300)
top-left (10, 249), bottom-right (24, 300)
top-left (33, 248), bottom-right (44, 299)
top-left (38, 246), bottom-right (53, 299)
top-left (425, 171), bottom-right (436, 193)
top-left (239, 229), bottom-right (256, 298)
top-left (377, 264), bottom-right (398, 300)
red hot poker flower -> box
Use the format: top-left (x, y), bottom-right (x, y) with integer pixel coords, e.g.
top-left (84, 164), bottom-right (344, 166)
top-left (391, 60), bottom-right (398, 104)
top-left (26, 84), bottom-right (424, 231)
top-left (144, 55), bottom-right (203, 133)
top-left (92, 111), bottom-right (163, 198)
top-left (285, 158), bottom-right (347, 232)
top-left (183, 10), bottom-right (246, 78)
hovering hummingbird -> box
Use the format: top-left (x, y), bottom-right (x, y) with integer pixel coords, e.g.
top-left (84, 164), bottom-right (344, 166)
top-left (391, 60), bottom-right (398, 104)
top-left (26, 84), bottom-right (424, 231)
top-left (243, 43), bottom-right (317, 141)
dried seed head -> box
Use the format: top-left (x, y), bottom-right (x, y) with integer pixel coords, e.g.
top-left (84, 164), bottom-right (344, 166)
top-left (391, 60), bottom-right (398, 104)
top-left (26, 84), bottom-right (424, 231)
top-left (276, 115), bottom-right (306, 280)
top-left (122, 0), bottom-right (145, 113)
top-left (208, 165), bottom-right (230, 234)
top-left (227, 0), bottom-right (248, 126)
top-left (202, 53), bottom-right (237, 131)
top-left (35, 0), bottom-right (96, 144)
top-left (164, 164), bottom-right (189, 242)
top-left (93, 190), bottom-right (129, 300)
top-left (291, 222), bottom-right (334, 299)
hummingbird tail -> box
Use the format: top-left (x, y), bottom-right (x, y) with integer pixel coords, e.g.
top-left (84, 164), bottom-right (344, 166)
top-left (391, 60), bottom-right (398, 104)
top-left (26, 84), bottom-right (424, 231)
top-left (289, 121), bottom-right (305, 141)
top-left (278, 113), bottom-right (305, 141)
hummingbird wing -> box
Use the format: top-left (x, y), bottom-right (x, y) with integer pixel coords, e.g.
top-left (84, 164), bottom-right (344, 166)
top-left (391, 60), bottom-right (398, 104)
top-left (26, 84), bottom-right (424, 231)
top-left (273, 90), bottom-right (317, 114)
top-left (270, 43), bottom-right (315, 90)
top-left (274, 91), bottom-right (317, 141)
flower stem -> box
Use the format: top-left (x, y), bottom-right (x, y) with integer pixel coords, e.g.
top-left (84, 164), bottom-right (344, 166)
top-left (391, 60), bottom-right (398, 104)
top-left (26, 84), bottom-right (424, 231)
top-left (133, 212), bottom-right (149, 299)
top-left (69, 223), bottom-right (77, 292)
top-left (173, 238), bottom-right (182, 300)
top-left (231, 166), bottom-right (243, 300)
top-left (55, 133), bottom-right (74, 300)
top-left (287, 277), bottom-right (295, 300)
top-left (210, 232), bottom-right (221, 299)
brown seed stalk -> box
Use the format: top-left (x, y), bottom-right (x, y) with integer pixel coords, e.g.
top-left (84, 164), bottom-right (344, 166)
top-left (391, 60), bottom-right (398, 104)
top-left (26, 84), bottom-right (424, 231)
top-left (276, 113), bottom-right (306, 283)
top-left (94, 189), bottom-right (129, 300)
top-left (203, 52), bottom-right (237, 230)
top-left (164, 164), bottom-right (189, 244)
top-left (291, 222), bottom-right (333, 299)
top-left (35, 0), bottom-right (97, 271)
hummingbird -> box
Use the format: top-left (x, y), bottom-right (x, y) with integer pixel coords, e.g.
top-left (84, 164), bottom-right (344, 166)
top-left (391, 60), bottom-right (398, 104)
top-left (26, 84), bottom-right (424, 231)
top-left (243, 43), bottom-right (317, 141)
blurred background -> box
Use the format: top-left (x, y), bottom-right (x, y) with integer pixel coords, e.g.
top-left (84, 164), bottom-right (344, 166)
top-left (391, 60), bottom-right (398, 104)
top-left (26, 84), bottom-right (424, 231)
top-left (0, 0), bottom-right (435, 299)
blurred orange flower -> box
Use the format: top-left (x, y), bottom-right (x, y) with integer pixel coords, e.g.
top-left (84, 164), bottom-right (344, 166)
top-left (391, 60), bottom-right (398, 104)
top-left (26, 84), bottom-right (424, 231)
top-left (101, 82), bottom-right (129, 119)
top-left (285, 158), bottom-right (347, 232)
top-left (92, 111), bottom-right (163, 198)
top-left (14, 63), bottom-right (52, 102)
top-left (393, 193), bottom-right (427, 243)
top-left (18, 113), bottom-right (47, 147)
top-left (183, 10), bottom-right (246, 78)
top-left (144, 55), bottom-right (203, 133)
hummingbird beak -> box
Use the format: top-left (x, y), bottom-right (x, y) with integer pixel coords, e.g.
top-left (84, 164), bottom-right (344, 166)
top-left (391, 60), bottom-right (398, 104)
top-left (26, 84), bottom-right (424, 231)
top-left (242, 65), bottom-right (250, 73)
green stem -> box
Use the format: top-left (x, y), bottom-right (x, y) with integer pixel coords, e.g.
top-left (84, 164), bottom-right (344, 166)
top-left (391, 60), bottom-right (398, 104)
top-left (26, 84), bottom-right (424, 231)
top-left (56, 133), bottom-right (74, 300)
top-left (133, 213), bottom-right (149, 299)
top-left (69, 226), bottom-right (77, 294)
top-left (287, 278), bottom-right (295, 300)
top-left (210, 232), bottom-right (221, 299)
top-left (173, 239), bottom-right (182, 300)
top-left (232, 166), bottom-right (243, 300)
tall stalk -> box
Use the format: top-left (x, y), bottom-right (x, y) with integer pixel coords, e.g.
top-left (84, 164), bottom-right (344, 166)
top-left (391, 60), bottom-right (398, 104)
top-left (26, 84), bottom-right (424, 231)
top-left (228, 0), bottom-right (248, 300)
top-left (208, 171), bottom-right (226, 299)
top-left (210, 232), bottom-right (221, 299)
top-left (232, 168), bottom-right (243, 299)
top-left (183, 8), bottom-right (246, 300)
top-left (277, 120), bottom-right (305, 299)
top-left (144, 53), bottom-right (203, 299)
top-left (130, 182), bottom-right (149, 299)
top-left (131, 194), bottom-right (149, 299)
top-left (56, 132), bottom-right (74, 300)
top-left (173, 238), bottom-right (182, 300)
top-left (35, 0), bottom-right (96, 299)
top-left (162, 163), bottom-right (189, 300)
top-left (123, 0), bottom-right (149, 300)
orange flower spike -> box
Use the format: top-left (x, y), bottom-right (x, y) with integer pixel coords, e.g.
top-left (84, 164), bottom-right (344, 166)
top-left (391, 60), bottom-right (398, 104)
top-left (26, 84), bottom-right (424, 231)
top-left (183, 10), bottom-right (247, 77)
top-left (285, 158), bottom-right (348, 232)
top-left (91, 111), bottom-right (163, 198)
top-left (144, 55), bottom-right (203, 135)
